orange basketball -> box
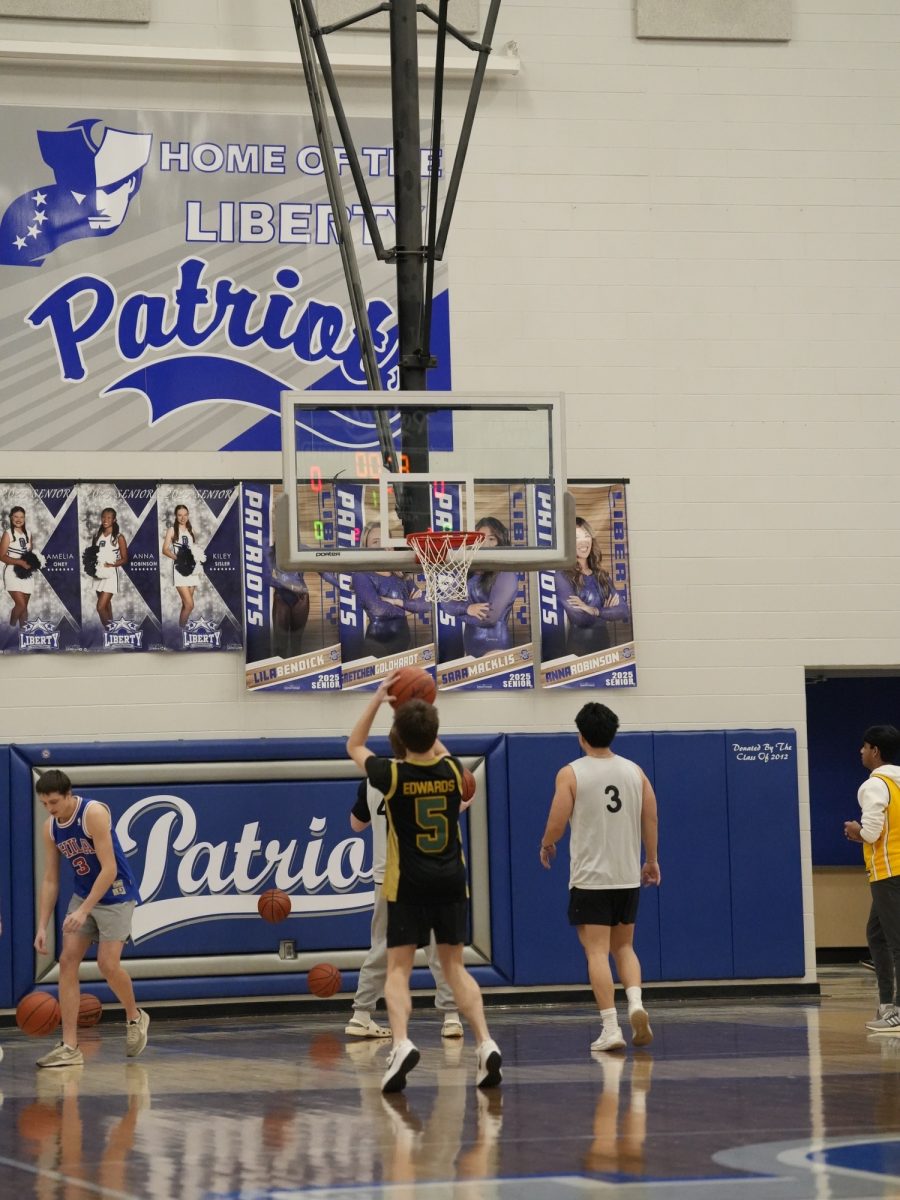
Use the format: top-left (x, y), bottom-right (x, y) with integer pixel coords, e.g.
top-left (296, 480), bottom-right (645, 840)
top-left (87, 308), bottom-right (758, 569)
top-left (462, 767), bottom-right (476, 802)
top-left (388, 666), bottom-right (437, 709)
top-left (16, 991), bottom-right (61, 1037)
top-left (308, 962), bottom-right (342, 998)
top-left (78, 993), bottom-right (103, 1028)
top-left (258, 888), bottom-right (292, 923)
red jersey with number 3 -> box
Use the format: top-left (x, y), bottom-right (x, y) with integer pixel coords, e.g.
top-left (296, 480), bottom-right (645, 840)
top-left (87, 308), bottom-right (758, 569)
top-left (52, 796), bottom-right (140, 904)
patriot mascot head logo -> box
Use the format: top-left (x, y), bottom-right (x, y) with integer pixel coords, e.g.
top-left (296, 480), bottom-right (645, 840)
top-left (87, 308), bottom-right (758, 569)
top-left (1, 118), bottom-right (152, 268)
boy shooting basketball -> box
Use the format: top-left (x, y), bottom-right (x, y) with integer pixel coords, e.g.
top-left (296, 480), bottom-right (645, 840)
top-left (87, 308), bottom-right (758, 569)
top-left (346, 679), bottom-right (502, 1093)
top-left (33, 769), bottom-right (149, 1068)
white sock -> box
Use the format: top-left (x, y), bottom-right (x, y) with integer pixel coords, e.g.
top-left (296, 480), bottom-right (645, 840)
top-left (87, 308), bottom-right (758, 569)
top-left (631, 1091), bottom-right (647, 1114)
top-left (600, 1006), bottom-right (619, 1033)
top-left (353, 1010), bottom-right (370, 1022)
top-left (625, 986), bottom-right (643, 1014)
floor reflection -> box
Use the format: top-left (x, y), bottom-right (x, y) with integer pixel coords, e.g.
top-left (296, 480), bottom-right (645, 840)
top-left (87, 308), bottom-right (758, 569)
top-left (1, 969), bottom-right (899, 1199)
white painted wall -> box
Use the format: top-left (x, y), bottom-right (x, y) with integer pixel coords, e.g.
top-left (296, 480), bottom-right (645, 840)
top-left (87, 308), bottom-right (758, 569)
top-left (2, 0), bottom-right (898, 974)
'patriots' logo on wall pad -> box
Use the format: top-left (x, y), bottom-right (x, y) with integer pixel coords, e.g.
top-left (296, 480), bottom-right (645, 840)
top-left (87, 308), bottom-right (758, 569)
top-left (0, 118), bottom-right (151, 267)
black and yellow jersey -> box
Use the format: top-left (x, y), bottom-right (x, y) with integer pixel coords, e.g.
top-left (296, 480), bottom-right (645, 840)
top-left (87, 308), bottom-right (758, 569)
top-left (866, 772), bottom-right (900, 881)
top-left (365, 754), bottom-right (467, 904)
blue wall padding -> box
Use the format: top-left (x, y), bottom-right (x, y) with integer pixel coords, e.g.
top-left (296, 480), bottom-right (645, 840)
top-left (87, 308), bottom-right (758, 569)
top-left (505, 732), bottom-right (585, 986)
top-left (653, 733), bottom-right (733, 980)
top-left (33, 965), bottom-right (509, 1006)
top-left (726, 729), bottom-right (804, 976)
top-left (10, 747), bottom-right (37, 1003)
top-left (482, 736), bottom-right (514, 982)
top-left (620, 735), bottom-right (661, 982)
top-left (2, 729), bottom-right (805, 1003)
top-left (505, 732), bottom-right (661, 986)
top-left (806, 676), bottom-right (900, 866)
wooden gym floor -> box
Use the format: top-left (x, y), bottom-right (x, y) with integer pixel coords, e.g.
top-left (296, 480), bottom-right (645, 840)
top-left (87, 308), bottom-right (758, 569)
top-left (1, 967), bottom-right (899, 1200)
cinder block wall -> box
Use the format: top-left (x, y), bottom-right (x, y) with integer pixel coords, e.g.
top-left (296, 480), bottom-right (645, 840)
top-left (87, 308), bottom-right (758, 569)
top-left (2, 0), bottom-right (898, 976)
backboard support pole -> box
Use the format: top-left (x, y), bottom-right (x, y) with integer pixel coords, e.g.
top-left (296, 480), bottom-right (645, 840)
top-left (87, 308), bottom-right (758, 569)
top-left (287, 0), bottom-right (505, 531)
top-left (390, 0), bottom-right (431, 534)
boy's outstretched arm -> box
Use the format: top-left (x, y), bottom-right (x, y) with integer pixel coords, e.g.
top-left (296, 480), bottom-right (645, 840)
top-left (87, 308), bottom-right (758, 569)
top-left (346, 674), bottom-right (396, 770)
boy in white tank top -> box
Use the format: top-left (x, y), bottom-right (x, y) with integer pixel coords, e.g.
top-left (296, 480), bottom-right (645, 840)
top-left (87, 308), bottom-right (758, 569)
top-left (540, 702), bottom-right (661, 1053)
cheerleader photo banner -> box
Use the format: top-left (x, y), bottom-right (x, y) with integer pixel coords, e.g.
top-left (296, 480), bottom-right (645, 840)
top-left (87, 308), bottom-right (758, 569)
top-left (0, 482), bottom-right (82, 654)
top-left (157, 483), bottom-right (243, 653)
top-left (78, 482), bottom-right (165, 653)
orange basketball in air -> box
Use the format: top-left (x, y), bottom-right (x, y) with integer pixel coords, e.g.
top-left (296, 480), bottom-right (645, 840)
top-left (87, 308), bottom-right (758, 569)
top-left (258, 888), bottom-right (292, 923)
top-left (308, 962), bottom-right (342, 998)
top-left (388, 666), bottom-right (437, 709)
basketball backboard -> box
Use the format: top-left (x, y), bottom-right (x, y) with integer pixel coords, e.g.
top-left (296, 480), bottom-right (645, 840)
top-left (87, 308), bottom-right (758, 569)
top-left (274, 391), bottom-right (575, 572)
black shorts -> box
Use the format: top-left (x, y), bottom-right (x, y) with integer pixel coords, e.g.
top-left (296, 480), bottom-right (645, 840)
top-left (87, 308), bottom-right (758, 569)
top-left (386, 899), bottom-right (469, 948)
top-left (568, 886), bottom-right (639, 928)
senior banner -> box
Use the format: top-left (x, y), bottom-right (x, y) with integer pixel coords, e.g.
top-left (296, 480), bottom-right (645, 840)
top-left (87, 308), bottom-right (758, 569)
top-left (242, 482), bottom-right (342, 692)
top-left (156, 483), bottom-right (243, 652)
top-left (0, 107), bottom-right (451, 451)
top-left (0, 482), bottom-right (82, 653)
top-left (435, 484), bottom-right (535, 692)
top-left (77, 482), bottom-right (165, 652)
top-left (538, 482), bottom-right (637, 689)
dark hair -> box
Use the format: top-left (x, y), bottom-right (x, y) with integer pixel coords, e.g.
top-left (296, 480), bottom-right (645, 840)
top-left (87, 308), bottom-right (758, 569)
top-left (388, 724), bottom-right (407, 760)
top-left (565, 516), bottom-right (614, 604)
top-left (8, 506), bottom-right (28, 541)
top-left (473, 515), bottom-right (510, 596)
top-left (575, 702), bottom-right (620, 749)
top-left (863, 725), bottom-right (900, 764)
top-left (393, 699), bottom-right (439, 754)
top-left (93, 507), bottom-right (120, 545)
top-left (36, 769), bottom-right (72, 796)
top-left (173, 505), bottom-right (195, 539)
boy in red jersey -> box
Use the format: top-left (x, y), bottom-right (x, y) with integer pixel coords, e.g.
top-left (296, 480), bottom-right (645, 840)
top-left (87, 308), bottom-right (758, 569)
top-left (33, 769), bottom-right (148, 1068)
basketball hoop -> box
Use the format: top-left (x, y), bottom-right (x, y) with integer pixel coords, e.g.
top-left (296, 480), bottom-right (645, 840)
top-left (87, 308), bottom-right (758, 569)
top-left (406, 531), bottom-right (485, 602)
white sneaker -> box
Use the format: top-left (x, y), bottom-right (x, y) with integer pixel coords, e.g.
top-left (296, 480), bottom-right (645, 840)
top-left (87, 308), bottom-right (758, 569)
top-left (36, 1042), bottom-right (84, 1069)
top-left (345, 1015), bottom-right (392, 1039)
top-left (866, 1006), bottom-right (900, 1033)
top-left (441, 1014), bottom-right (464, 1039)
top-left (381, 1039), bottom-right (420, 1094)
top-left (125, 1010), bottom-right (150, 1058)
top-left (591, 1028), bottom-right (626, 1052)
top-left (475, 1038), bottom-right (502, 1088)
top-left (870, 1003), bottom-right (895, 1021)
top-left (629, 1007), bottom-right (653, 1047)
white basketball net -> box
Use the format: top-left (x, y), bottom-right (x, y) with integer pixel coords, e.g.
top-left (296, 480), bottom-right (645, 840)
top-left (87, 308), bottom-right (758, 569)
top-left (407, 532), bottom-right (485, 603)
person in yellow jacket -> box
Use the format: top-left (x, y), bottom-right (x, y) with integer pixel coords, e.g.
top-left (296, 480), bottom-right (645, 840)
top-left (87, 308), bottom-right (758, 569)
top-left (844, 724), bottom-right (900, 1033)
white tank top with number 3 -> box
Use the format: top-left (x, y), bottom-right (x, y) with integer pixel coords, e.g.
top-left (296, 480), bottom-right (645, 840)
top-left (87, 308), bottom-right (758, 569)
top-left (569, 755), bottom-right (644, 890)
